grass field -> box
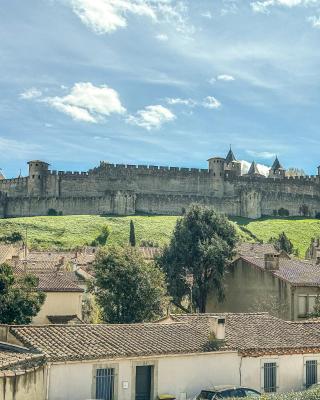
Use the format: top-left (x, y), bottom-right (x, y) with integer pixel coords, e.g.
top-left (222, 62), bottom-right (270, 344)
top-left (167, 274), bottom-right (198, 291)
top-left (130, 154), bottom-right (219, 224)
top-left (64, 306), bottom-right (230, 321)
top-left (0, 215), bottom-right (179, 250)
top-left (0, 214), bottom-right (252, 250)
top-left (0, 214), bottom-right (319, 256)
top-left (233, 216), bottom-right (320, 257)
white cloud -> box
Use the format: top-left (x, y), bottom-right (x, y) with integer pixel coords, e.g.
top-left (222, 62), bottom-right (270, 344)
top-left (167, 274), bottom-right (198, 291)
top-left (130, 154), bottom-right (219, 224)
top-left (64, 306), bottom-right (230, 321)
top-left (69, 0), bottom-right (192, 35)
top-left (217, 74), bottom-right (235, 81)
top-left (241, 160), bottom-right (270, 176)
top-left (127, 104), bottom-right (175, 130)
top-left (308, 15), bottom-right (320, 27)
top-left (155, 33), bottom-right (169, 41)
top-left (209, 77), bottom-right (216, 85)
top-left (201, 11), bottom-right (212, 19)
top-left (43, 82), bottom-right (126, 123)
top-left (166, 97), bottom-right (196, 106)
top-left (246, 150), bottom-right (276, 159)
top-left (202, 96), bottom-right (221, 109)
top-left (20, 88), bottom-right (42, 100)
top-left (70, 0), bottom-right (156, 34)
top-left (251, 0), bottom-right (317, 13)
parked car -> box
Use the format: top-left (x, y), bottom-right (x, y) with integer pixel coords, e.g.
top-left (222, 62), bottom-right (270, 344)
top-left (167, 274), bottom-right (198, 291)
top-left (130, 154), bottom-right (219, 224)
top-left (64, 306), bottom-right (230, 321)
top-left (196, 386), bottom-right (261, 399)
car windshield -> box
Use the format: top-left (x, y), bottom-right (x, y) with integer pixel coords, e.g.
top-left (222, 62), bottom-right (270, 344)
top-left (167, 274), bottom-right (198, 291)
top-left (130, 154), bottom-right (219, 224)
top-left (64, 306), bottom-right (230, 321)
top-left (197, 391), bottom-right (216, 400)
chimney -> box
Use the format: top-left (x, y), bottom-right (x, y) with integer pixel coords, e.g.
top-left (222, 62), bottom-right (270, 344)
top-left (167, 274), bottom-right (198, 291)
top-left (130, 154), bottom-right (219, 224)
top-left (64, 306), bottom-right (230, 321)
top-left (264, 253), bottom-right (280, 270)
top-left (208, 316), bottom-right (226, 340)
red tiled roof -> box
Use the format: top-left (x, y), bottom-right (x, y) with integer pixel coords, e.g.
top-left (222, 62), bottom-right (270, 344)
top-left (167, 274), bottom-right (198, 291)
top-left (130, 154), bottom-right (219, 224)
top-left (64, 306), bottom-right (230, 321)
top-left (9, 312), bottom-right (320, 361)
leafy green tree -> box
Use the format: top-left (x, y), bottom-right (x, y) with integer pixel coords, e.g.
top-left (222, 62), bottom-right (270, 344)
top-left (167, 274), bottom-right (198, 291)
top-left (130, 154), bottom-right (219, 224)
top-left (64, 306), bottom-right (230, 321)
top-left (269, 232), bottom-right (294, 254)
top-left (157, 204), bottom-right (237, 313)
top-left (0, 264), bottom-right (46, 324)
top-left (0, 231), bottom-right (23, 243)
top-left (93, 246), bottom-right (168, 323)
top-left (129, 220), bottom-right (136, 247)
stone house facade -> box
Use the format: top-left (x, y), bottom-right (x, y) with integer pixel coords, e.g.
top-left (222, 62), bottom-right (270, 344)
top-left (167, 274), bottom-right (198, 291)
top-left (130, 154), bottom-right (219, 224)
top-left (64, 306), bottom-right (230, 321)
top-left (1, 313), bottom-right (320, 399)
top-left (207, 243), bottom-right (320, 320)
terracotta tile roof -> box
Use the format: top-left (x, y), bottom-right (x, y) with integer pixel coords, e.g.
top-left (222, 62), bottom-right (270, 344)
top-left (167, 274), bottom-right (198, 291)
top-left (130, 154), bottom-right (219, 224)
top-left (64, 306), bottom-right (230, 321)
top-left (8, 259), bottom-right (61, 274)
top-left (10, 321), bottom-right (212, 362)
top-left (0, 244), bottom-right (20, 264)
top-left (139, 247), bottom-right (161, 260)
top-left (9, 313), bottom-right (320, 361)
top-left (27, 251), bottom-right (76, 263)
top-left (37, 273), bottom-right (84, 292)
top-left (170, 313), bottom-right (320, 357)
top-left (236, 242), bottom-right (279, 257)
top-left (0, 343), bottom-right (44, 371)
top-left (240, 254), bottom-right (320, 286)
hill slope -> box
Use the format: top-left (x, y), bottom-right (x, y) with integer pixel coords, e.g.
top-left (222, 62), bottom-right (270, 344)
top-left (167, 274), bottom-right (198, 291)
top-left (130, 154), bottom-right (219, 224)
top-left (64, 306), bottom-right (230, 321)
top-left (234, 217), bottom-right (320, 257)
top-left (0, 215), bottom-right (317, 256)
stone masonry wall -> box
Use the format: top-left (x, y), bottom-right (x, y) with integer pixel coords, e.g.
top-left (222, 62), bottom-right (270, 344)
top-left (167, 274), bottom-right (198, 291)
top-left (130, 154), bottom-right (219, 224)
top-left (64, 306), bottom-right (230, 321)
top-left (0, 161), bottom-right (320, 218)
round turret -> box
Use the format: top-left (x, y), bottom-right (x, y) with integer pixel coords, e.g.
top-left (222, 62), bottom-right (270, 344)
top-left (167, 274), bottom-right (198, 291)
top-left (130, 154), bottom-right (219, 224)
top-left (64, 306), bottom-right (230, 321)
top-left (207, 157), bottom-right (225, 179)
top-left (207, 156), bottom-right (225, 197)
top-left (27, 160), bottom-right (49, 195)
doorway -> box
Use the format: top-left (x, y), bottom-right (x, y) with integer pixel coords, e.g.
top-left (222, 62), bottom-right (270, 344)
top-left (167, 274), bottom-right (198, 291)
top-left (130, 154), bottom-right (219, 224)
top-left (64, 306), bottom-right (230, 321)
top-left (135, 365), bottom-right (152, 400)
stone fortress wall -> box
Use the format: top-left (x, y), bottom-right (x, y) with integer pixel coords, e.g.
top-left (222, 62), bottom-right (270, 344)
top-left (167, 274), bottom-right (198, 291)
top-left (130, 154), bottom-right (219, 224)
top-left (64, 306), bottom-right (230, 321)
top-left (0, 149), bottom-right (319, 219)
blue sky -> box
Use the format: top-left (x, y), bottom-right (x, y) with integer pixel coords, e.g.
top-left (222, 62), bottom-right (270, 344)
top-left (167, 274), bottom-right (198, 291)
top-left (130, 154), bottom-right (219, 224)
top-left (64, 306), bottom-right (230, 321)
top-left (1, 0), bottom-right (320, 177)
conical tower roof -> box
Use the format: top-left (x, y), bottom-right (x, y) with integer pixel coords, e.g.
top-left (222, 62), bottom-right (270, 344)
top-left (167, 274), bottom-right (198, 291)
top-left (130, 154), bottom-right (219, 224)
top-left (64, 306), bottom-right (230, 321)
top-left (271, 156), bottom-right (283, 170)
top-left (247, 161), bottom-right (260, 175)
top-left (225, 147), bottom-right (236, 164)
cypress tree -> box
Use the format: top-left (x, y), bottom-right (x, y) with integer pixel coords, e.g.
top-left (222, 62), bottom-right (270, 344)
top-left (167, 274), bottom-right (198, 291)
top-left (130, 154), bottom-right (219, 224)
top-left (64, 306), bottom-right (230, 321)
top-left (129, 220), bottom-right (136, 247)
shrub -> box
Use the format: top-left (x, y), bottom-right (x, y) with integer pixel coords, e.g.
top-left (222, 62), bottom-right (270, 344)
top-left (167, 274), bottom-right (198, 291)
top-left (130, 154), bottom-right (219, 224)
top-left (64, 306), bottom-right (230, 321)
top-left (47, 208), bottom-right (58, 216)
top-left (140, 239), bottom-right (159, 247)
top-left (91, 225), bottom-right (110, 246)
top-left (278, 208), bottom-right (290, 217)
top-left (0, 231), bottom-right (23, 243)
top-left (227, 387), bottom-right (320, 399)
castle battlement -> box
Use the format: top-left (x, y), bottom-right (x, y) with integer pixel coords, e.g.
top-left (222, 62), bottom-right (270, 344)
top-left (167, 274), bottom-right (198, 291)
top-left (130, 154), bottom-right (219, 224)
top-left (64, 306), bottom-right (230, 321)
top-left (0, 149), bottom-right (319, 219)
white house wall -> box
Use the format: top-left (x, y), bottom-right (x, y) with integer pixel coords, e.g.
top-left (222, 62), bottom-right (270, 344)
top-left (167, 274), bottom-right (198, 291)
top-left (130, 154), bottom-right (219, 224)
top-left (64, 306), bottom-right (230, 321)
top-left (241, 353), bottom-right (320, 393)
top-left (48, 352), bottom-right (240, 400)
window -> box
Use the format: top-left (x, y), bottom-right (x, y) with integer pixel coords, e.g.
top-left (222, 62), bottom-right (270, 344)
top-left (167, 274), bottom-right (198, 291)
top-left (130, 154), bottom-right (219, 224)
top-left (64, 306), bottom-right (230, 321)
top-left (95, 368), bottom-right (114, 400)
top-left (299, 295), bottom-right (318, 317)
top-left (263, 362), bottom-right (277, 393)
top-left (298, 295), bottom-right (308, 316)
top-left (306, 360), bottom-right (318, 388)
top-left (309, 296), bottom-right (317, 314)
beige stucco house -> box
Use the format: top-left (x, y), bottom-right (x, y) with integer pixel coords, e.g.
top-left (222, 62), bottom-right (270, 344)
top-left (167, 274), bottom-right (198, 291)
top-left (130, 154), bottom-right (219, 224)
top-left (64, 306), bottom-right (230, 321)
top-left (1, 312), bottom-right (320, 400)
top-left (207, 243), bottom-right (320, 320)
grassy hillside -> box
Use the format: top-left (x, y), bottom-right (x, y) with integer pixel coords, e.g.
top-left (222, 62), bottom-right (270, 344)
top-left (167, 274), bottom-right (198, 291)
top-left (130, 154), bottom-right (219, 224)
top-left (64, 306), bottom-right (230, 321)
top-left (0, 214), bottom-right (317, 255)
top-left (0, 214), bottom-right (252, 250)
top-left (233, 216), bottom-right (320, 257)
top-left (0, 215), bottom-right (179, 250)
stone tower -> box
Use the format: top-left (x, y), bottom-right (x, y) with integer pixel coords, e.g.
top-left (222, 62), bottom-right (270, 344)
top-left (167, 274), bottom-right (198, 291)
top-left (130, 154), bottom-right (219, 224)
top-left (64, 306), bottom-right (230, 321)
top-left (224, 147), bottom-right (241, 178)
top-left (269, 156), bottom-right (285, 179)
top-left (207, 156), bottom-right (225, 197)
top-left (27, 160), bottom-right (49, 196)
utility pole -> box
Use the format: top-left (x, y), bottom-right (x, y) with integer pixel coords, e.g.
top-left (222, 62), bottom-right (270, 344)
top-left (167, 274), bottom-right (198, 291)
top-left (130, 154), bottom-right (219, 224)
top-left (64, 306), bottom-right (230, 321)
top-left (24, 226), bottom-right (28, 259)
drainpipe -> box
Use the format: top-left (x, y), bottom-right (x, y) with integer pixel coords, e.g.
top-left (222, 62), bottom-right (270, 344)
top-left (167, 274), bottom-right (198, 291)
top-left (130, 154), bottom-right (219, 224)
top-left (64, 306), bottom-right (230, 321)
top-left (239, 355), bottom-right (243, 387)
top-left (46, 363), bottom-right (51, 400)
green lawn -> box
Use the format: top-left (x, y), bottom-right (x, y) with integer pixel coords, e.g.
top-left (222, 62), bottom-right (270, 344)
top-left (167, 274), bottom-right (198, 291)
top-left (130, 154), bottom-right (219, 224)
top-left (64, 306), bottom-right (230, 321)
top-left (0, 214), bottom-right (318, 255)
top-left (0, 215), bottom-right (179, 250)
top-left (233, 216), bottom-right (320, 257)
top-left (0, 214), bottom-right (251, 250)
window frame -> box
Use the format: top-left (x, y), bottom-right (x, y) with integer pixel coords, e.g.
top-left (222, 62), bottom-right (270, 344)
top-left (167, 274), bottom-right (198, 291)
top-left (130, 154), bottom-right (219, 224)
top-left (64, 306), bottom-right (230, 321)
top-left (261, 358), bottom-right (279, 393)
top-left (304, 356), bottom-right (320, 389)
top-left (92, 363), bottom-right (119, 400)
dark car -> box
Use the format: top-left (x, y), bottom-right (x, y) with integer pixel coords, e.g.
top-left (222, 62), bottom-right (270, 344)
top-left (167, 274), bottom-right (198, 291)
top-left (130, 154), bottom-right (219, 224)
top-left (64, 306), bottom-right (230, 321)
top-left (196, 386), bottom-right (261, 399)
